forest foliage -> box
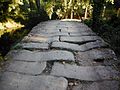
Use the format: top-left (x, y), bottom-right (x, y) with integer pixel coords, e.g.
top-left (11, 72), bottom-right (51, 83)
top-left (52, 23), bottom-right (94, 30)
top-left (0, 0), bottom-right (120, 57)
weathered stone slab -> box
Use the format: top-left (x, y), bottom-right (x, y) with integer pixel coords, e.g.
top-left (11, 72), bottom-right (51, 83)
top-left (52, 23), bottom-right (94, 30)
top-left (78, 49), bottom-right (116, 61)
top-left (60, 36), bottom-right (102, 44)
top-left (51, 42), bottom-right (82, 51)
top-left (51, 41), bottom-right (107, 52)
top-left (6, 50), bottom-right (75, 61)
top-left (18, 42), bottom-right (49, 50)
top-left (76, 48), bottom-right (118, 65)
top-left (73, 81), bottom-right (120, 90)
top-left (22, 36), bottom-right (59, 43)
top-left (69, 32), bottom-right (96, 36)
top-left (61, 27), bottom-right (91, 33)
top-left (6, 61), bottom-right (46, 75)
top-left (79, 40), bottom-right (107, 51)
top-left (29, 32), bottom-right (69, 37)
top-left (39, 29), bottom-right (59, 33)
top-left (51, 63), bottom-right (119, 81)
top-left (0, 72), bottom-right (68, 90)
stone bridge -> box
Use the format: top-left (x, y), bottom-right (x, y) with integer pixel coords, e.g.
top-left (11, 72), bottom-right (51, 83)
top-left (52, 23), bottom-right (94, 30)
top-left (0, 20), bottom-right (120, 90)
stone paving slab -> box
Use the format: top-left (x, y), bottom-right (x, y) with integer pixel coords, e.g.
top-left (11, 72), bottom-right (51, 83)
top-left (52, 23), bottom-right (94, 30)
top-left (51, 63), bottom-right (119, 81)
top-left (73, 81), bottom-right (119, 90)
top-left (69, 32), bottom-right (96, 36)
top-left (51, 42), bottom-right (82, 51)
top-left (0, 72), bottom-right (68, 90)
top-left (80, 40), bottom-right (107, 51)
top-left (18, 42), bottom-right (49, 50)
top-left (6, 50), bottom-right (75, 62)
top-left (76, 48), bottom-right (117, 61)
top-left (22, 36), bottom-right (59, 43)
top-left (29, 32), bottom-right (69, 37)
top-left (51, 41), bottom-right (107, 52)
top-left (61, 28), bottom-right (92, 33)
top-left (75, 48), bottom-right (119, 65)
top-left (6, 61), bottom-right (46, 75)
top-left (30, 28), bottom-right (61, 34)
top-left (60, 36), bottom-right (103, 44)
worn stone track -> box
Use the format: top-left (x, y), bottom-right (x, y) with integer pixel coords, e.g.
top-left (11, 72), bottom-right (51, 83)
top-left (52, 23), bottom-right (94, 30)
top-left (0, 20), bottom-right (120, 90)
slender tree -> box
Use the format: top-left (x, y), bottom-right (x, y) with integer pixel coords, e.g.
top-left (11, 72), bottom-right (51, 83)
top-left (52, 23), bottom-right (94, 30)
top-left (35, 0), bottom-right (40, 11)
top-left (92, 0), bottom-right (105, 29)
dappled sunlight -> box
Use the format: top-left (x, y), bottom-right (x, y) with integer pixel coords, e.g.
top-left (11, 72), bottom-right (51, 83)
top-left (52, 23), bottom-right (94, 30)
top-left (22, 36), bottom-right (48, 42)
top-left (0, 19), bottom-right (24, 37)
top-left (61, 19), bottom-right (82, 22)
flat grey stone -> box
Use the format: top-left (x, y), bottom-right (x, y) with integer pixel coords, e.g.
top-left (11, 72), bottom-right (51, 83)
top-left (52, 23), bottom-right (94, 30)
top-left (38, 29), bottom-right (59, 33)
top-left (69, 32), bottom-right (96, 36)
top-left (73, 81), bottom-right (120, 90)
top-left (6, 50), bottom-right (75, 61)
top-left (79, 40), bottom-right (107, 51)
top-left (22, 36), bottom-right (59, 43)
top-left (31, 27), bottom-right (62, 34)
top-left (76, 48), bottom-right (118, 65)
top-left (51, 42), bottom-right (82, 51)
top-left (75, 48), bottom-right (120, 66)
top-left (60, 36), bottom-right (102, 44)
top-left (51, 41), bottom-right (107, 52)
top-left (51, 63), bottom-right (119, 81)
top-left (0, 72), bottom-right (68, 90)
top-left (6, 61), bottom-right (46, 75)
top-left (18, 42), bottom-right (49, 50)
top-left (29, 32), bottom-right (69, 37)
top-left (61, 28), bottom-right (91, 32)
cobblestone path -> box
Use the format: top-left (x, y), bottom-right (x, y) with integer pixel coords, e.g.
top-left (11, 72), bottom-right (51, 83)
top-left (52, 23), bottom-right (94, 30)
top-left (0, 20), bottom-right (120, 90)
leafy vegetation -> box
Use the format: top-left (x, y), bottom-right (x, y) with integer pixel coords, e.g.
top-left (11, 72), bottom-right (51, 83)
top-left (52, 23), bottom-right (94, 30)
top-left (0, 0), bottom-right (49, 57)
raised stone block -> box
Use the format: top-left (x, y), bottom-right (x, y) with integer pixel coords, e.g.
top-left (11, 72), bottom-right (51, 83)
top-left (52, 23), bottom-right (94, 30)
top-left (6, 61), bottom-right (46, 75)
top-left (18, 42), bottom-right (49, 50)
top-left (51, 63), bottom-right (119, 81)
top-left (51, 41), bottom-right (107, 52)
top-left (78, 48), bottom-right (116, 61)
top-left (60, 36), bottom-right (102, 44)
top-left (69, 32), bottom-right (96, 36)
top-left (0, 72), bottom-right (68, 90)
top-left (29, 32), bottom-right (69, 37)
top-left (6, 50), bottom-right (75, 62)
top-left (22, 36), bottom-right (59, 43)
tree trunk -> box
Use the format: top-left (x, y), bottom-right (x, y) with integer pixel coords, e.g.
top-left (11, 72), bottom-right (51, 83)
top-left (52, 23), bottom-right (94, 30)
top-left (64, 0), bottom-right (68, 19)
top-left (92, 0), bottom-right (104, 30)
top-left (71, 9), bottom-right (74, 19)
top-left (102, 5), bottom-right (106, 18)
top-left (84, 7), bottom-right (88, 19)
top-left (28, 0), bottom-right (35, 11)
top-left (35, 0), bottom-right (40, 12)
top-left (69, 0), bottom-right (73, 19)
top-left (117, 8), bottom-right (120, 17)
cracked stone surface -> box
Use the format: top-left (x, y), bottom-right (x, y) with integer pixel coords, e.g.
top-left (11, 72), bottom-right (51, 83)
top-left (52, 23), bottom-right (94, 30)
top-left (0, 20), bottom-right (119, 90)
top-left (6, 61), bottom-right (46, 75)
top-left (60, 36), bottom-right (103, 44)
top-left (75, 48), bottom-right (119, 65)
top-left (69, 31), bottom-right (96, 36)
top-left (51, 40), bottom-right (107, 52)
top-left (17, 42), bottom-right (49, 49)
top-left (0, 72), bottom-right (68, 90)
top-left (51, 63), bottom-right (119, 81)
top-left (6, 50), bottom-right (75, 61)
top-left (22, 35), bottom-right (59, 43)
